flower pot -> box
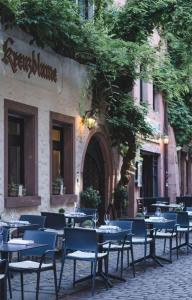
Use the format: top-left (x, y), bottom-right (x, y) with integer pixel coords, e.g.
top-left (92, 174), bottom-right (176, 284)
top-left (52, 186), bottom-right (60, 195)
top-left (8, 190), bottom-right (18, 197)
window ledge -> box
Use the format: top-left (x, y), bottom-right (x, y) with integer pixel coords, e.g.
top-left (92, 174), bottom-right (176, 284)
top-left (50, 194), bottom-right (77, 206)
top-left (5, 196), bottom-right (41, 208)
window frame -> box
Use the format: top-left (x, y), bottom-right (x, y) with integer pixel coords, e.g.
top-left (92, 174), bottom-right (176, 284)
top-left (50, 112), bottom-right (75, 204)
top-left (4, 99), bottom-right (40, 208)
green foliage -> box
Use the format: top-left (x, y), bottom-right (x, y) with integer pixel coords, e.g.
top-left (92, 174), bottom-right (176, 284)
top-left (58, 208), bottom-right (65, 214)
top-left (114, 185), bottom-right (128, 205)
top-left (80, 186), bottom-right (101, 208)
top-left (113, 184), bottom-right (128, 217)
top-left (1, 0), bottom-right (192, 181)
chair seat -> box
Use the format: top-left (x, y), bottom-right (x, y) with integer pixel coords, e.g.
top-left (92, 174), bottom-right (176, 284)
top-left (103, 243), bottom-right (131, 250)
top-left (154, 231), bottom-right (176, 238)
top-left (67, 250), bottom-right (107, 259)
top-left (132, 237), bottom-right (152, 244)
top-left (9, 260), bottom-right (53, 270)
top-left (44, 228), bottom-right (64, 236)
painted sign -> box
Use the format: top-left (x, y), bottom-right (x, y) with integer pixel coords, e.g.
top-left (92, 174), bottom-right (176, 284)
top-left (1, 37), bottom-right (57, 83)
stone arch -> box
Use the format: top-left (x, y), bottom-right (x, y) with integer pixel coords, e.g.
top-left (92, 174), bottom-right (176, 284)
top-left (81, 126), bottom-right (114, 211)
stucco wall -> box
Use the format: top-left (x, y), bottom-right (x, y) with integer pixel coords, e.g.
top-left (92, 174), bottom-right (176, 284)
top-left (0, 25), bottom-right (92, 218)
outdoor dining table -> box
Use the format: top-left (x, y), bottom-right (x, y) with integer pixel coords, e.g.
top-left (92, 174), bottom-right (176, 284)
top-left (0, 242), bottom-right (47, 300)
top-left (132, 217), bottom-right (175, 268)
top-left (151, 203), bottom-right (181, 210)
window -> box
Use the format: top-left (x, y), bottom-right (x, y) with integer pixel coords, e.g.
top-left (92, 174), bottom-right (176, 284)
top-left (8, 115), bottom-right (24, 186)
top-left (140, 79), bottom-right (144, 103)
top-left (4, 99), bottom-right (39, 207)
top-left (52, 126), bottom-right (64, 181)
top-left (153, 85), bottom-right (158, 111)
top-left (78, 0), bottom-right (94, 19)
top-left (140, 79), bottom-right (148, 103)
top-left (50, 112), bottom-right (74, 196)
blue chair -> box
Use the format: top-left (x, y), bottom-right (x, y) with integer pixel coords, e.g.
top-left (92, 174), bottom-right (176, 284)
top-left (8, 230), bottom-right (58, 300)
top-left (176, 212), bottom-right (192, 254)
top-left (41, 212), bottom-right (66, 236)
top-left (20, 215), bottom-right (46, 230)
top-left (124, 219), bottom-right (153, 271)
top-left (103, 220), bottom-right (135, 279)
top-left (154, 215), bottom-right (178, 262)
top-left (58, 227), bottom-right (110, 295)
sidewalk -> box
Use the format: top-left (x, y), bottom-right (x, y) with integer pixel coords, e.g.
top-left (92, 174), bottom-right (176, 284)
top-left (8, 237), bottom-right (192, 300)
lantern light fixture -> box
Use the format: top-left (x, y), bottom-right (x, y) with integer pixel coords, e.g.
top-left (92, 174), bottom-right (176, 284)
top-left (163, 134), bottom-right (169, 145)
top-left (82, 110), bottom-right (97, 130)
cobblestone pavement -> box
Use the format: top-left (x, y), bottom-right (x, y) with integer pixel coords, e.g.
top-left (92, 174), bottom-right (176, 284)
top-left (8, 236), bottom-right (192, 300)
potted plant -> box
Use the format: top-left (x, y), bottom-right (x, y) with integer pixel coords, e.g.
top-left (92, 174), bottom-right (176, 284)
top-left (8, 182), bottom-right (18, 197)
top-left (52, 176), bottom-right (64, 195)
top-left (58, 208), bottom-right (65, 214)
top-left (113, 185), bottom-right (128, 217)
top-left (80, 186), bottom-right (101, 208)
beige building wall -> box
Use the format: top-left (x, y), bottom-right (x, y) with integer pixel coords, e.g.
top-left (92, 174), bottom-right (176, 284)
top-left (0, 25), bottom-right (93, 218)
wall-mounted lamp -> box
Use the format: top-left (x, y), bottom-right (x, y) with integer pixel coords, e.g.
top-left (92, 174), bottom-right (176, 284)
top-left (82, 111), bottom-right (97, 130)
top-left (163, 134), bottom-right (169, 145)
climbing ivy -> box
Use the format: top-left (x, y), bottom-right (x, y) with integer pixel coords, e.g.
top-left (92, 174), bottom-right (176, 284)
top-left (1, 0), bottom-right (192, 183)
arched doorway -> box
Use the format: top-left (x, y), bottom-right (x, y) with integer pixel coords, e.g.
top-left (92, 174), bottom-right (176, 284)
top-left (82, 132), bottom-right (113, 221)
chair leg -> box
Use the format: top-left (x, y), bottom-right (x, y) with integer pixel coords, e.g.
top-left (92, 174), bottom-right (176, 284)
top-left (186, 232), bottom-right (189, 255)
top-left (20, 272), bottom-right (24, 300)
top-left (176, 234), bottom-right (179, 259)
top-left (127, 249), bottom-right (129, 268)
top-left (92, 261), bottom-right (97, 296)
top-left (120, 250), bottom-right (123, 278)
top-left (53, 266), bottom-right (58, 300)
top-left (163, 238), bottom-right (166, 253)
top-left (130, 247), bottom-right (135, 277)
top-left (116, 251), bottom-right (120, 271)
top-left (169, 238), bottom-right (172, 263)
top-left (58, 258), bottom-right (65, 291)
top-left (104, 257), bottom-right (109, 289)
top-left (73, 260), bottom-right (76, 286)
top-left (144, 244), bottom-right (147, 272)
top-left (8, 272), bottom-right (12, 299)
top-left (36, 271), bottom-right (41, 300)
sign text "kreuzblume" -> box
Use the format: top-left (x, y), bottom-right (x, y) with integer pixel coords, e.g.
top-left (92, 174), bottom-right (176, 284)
top-left (2, 37), bottom-right (57, 83)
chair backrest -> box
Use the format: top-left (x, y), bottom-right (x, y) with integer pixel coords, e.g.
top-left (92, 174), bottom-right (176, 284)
top-left (21, 230), bottom-right (57, 258)
top-left (176, 196), bottom-right (192, 210)
top-left (64, 227), bottom-right (98, 252)
top-left (41, 212), bottom-right (66, 229)
top-left (154, 220), bottom-right (176, 231)
top-left (132, 219), bottom-right (147, 237)
top-left (176, 212), bottom-right (189, 227)
top-left (103, 230), bottom-right (129, 243)
top-left (20, 215), bottom-right (46, 229)
top-left (0, 227), bottom-right (9, 243)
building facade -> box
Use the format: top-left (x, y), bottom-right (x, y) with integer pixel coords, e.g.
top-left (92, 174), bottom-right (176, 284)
top-left (0, 25), bottom-right (181, 220)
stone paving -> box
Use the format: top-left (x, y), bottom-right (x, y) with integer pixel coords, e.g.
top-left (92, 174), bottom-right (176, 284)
top-left (7, 236), bottom-right (192, 300)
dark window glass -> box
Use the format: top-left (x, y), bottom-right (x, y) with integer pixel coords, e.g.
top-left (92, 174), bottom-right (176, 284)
top-left (140, 79), bottom-right (143, 103)
top-left (52, 126), bottom-right (64, 181)
top-left (8, 116), bottom-right (24, 185)
top-left (78, 0), bottom-right (93, 19)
